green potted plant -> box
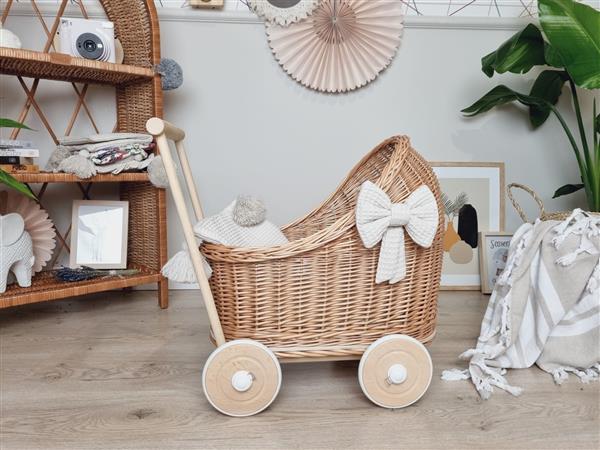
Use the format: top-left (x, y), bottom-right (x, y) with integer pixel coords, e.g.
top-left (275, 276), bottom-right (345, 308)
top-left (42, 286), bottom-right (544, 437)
top-left (0, 118), bottom-right (36, 200)
top-left (462, 0), bottom-right (600, 212)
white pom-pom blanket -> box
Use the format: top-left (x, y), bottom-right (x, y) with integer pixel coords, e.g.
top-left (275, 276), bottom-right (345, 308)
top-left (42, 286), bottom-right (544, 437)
top-left (443, 209), bottom-right (600, 398)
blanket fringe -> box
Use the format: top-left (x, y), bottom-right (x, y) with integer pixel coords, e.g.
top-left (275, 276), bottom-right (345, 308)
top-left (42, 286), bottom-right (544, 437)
top-left (441, 369), bottom-right (470, 381)
top-left (552, 209), bottom-right (600, 267)
top-left (551, 365), bottom-right (600, 385)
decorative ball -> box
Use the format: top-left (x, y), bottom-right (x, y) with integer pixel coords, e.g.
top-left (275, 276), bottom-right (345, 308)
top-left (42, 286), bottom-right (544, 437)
top-left (155, 58), bottom-right (183, 91)
top-left (233, 196), bottom-right (266, 227)
top-left (148, 156), bottom-right (169, 189)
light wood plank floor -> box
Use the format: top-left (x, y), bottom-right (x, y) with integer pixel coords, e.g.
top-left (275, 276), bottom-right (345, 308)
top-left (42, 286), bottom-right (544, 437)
top-left (1, 291), bottom-right (598, 450)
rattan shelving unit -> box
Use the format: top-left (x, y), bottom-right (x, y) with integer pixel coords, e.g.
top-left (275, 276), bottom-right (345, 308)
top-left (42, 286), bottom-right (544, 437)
top-left (0, 1), bottom-right (168, 309)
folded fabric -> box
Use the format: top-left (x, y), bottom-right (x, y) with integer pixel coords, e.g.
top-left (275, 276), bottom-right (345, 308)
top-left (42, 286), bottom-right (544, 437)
top-left (47, 133), bottom-right (155, 176)
top-left (95, 153), bottom-right (155, 175)
top-left (162, 197), bottom-right (288, 283)
top-left (194, 201), bottom-right (288, 247)
top-left (58, 133), bottom-right (152, 146)
top-left (442, 210), bottom-right (600, 398)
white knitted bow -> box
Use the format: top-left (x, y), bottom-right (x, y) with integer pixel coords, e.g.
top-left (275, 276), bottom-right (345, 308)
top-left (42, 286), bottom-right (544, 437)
top-left (356, 181), bottom-right (438, 284)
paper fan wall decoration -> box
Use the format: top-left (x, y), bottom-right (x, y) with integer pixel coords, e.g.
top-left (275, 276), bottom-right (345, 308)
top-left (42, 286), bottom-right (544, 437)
top-left (249, 0), bottom-right (323, 26)
top-left (0, 190), bottom-right (56, 273)
top-left (266, 0), bottom-right (405, 93)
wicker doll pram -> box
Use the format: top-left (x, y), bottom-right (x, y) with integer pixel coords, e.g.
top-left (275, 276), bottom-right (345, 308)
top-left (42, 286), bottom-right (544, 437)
top-left (148, 118), bottom-right (444, 417)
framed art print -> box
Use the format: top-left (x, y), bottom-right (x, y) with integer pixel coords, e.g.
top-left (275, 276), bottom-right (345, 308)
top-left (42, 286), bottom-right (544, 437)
top-left (431, 162), bottom-right (505, 290)
top-left (479, 232), bottom-right (513, 294)
top-left (70, 200), bottom-right (129, 269)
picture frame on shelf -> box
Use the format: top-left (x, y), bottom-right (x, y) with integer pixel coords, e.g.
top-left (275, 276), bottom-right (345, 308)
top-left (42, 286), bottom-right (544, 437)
top-left (479, 231), bottom-right (513, 294)
top-left (430, 162), bottom-right (505, 290)
top-left (70, 200), bottom-right (129, 269)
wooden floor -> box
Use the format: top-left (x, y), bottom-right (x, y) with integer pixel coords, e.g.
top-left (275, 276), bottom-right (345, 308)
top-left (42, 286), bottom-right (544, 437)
top-left (0, 291), bottom-right (598, 450)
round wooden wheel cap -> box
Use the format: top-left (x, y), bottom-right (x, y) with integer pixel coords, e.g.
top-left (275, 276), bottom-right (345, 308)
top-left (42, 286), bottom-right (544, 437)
top-left (202, 340), bottom-right (282, 417)
top-left (359, 335), bottom-right (432, 409)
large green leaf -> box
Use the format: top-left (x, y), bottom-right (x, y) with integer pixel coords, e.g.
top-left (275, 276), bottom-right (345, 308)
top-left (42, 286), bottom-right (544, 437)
top-left (481, 23), bottom-right (546, 77)
top-left (538, 0), bottom-right (600, 89)
top-left (0, 118), bottom-right (31, 129)
top-left (0, 170), bottom-right (36, 200)
top-left (544, 42), bottom-right (564, 68)
top-left (462, 85), bottom-right (546, 117)
top-left (553, 183), bottom-right (584, 198)
top-left (528, 70), bottom-right (569, 128)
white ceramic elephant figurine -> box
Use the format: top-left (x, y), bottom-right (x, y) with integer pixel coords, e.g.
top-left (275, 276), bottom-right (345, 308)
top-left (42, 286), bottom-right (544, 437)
top-left (0, 213), bottom-right (35, 293)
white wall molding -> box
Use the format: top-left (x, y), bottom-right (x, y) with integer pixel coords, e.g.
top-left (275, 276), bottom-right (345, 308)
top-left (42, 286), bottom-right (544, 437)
top-left (2, 2), bottom-right (535, 30)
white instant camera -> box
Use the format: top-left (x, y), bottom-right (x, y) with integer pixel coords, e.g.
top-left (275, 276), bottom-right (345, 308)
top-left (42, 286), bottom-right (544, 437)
top-left (59, 18), bottom-right (116, 63)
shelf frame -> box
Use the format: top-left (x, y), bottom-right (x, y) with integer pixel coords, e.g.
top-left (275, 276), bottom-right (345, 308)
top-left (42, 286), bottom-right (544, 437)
top-left (0, 0), bottom-right (168, 309)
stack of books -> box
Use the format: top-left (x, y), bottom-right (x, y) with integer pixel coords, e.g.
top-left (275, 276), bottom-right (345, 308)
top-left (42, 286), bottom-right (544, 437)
top-left (0, 139), bottom-right (40, 173)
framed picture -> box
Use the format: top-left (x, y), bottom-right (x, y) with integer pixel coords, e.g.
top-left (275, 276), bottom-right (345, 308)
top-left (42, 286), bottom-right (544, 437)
top-left (431, 162), bottom-right (505, 290)
top-left (70, 200), bottom-right (129, 269)
top-left (479, 232), bottom-right (513, 294)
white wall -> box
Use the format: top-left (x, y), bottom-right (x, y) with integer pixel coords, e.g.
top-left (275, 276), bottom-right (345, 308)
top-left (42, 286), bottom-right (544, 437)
top-left (157, 16), bottom-right (594, 236)
top-left (2, 12), bottom-right (597, 274)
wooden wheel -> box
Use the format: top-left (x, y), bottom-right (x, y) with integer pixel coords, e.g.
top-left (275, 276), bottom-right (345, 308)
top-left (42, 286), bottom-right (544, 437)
top-left (358, 335), bottom-right (432, 409)
top-left (202, 339), bottom-right (282, 417)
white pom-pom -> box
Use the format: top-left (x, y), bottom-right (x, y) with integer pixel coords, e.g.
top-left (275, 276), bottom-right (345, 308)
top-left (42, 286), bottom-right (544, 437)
top-left (233, 195), bottom-right (266, 227)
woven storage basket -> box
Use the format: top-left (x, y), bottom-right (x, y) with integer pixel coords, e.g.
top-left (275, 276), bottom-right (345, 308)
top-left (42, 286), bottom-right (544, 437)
top-left (508, 183), bottom-right (600, 223)
top-left (201, 136), bottom-right (445, 359)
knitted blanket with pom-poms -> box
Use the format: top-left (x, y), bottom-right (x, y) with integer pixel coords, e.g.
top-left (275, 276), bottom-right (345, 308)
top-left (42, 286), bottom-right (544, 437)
top-left (443, 209), bottom-right (600, 398)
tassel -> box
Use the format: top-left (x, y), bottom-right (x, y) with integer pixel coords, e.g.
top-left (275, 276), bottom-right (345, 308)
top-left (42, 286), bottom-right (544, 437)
top-left (551, 366), bottom-right (600, 385)
top-left (58, 153), bottom-right (97, 179)
top-left (161, 244), bottom-right (212, 283)
top-left (441, 369), bottom-right (470, 381)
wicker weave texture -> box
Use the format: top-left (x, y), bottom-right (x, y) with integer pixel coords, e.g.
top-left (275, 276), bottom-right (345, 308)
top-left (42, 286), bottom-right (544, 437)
top-left (202, 137), bottom-right (444, 359)
top-left (0, 48), bottom-right (153, 85)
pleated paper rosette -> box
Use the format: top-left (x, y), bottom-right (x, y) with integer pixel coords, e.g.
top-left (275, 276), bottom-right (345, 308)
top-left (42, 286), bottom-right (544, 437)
top-left (0, 190), bottom-right (56, 273)
top-left (266, 0), bottom-right (405, 93)
top-left (249, 0), bottom-right (323, 26)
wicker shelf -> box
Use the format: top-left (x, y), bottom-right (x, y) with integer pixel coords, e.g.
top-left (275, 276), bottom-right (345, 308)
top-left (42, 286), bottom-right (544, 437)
top-left (12, 172), bottom-right (150, 184)
top-left (0, 268), bottom-right (162, 308)
top-left (1, 0), bottom-right (168, 309)
top-left (0, 48), bottom-right (154, 86)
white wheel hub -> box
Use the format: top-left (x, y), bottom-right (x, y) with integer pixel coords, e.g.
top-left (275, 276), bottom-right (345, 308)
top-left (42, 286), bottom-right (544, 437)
top-left (387, 364), bottom-right (407, 385)
top-left (231, 370), bottom-right (254, 392)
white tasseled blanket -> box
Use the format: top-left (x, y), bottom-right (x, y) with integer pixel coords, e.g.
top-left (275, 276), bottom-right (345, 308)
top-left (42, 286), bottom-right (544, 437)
top-left (443, 210), bottom-right (600, 398)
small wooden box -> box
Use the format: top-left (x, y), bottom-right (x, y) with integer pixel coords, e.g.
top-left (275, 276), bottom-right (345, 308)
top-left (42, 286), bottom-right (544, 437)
top-left (189, 0), bottom-right (224, 8)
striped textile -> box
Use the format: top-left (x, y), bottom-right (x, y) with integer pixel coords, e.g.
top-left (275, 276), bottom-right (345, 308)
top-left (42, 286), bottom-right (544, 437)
top-left (443, 210), bottom-right (600, 398)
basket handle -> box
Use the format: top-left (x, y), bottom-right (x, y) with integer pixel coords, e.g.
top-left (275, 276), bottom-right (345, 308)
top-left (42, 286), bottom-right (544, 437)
top-left (507, 183), bottom-right (545, 223)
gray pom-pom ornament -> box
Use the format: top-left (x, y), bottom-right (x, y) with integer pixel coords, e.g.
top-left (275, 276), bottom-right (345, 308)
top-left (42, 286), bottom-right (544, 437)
top-left (45, 146), bottom-right (72, 172)
top-left (148, 155), bottom-right (169, 188)
top-left (233, 196), bottom-right (266, 227)
top-left (156, 58), bottom-right (183, 91)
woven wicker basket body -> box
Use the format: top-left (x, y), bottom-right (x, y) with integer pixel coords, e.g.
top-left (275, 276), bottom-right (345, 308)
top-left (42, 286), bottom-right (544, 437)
top-left (201, 137), bottom-right (444, 359)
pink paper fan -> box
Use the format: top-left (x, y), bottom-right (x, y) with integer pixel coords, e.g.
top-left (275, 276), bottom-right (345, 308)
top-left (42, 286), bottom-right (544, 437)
top-left (1, 190), bottom-right (56, 273)
top-left (267, 0), bottom-right (405, 93)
